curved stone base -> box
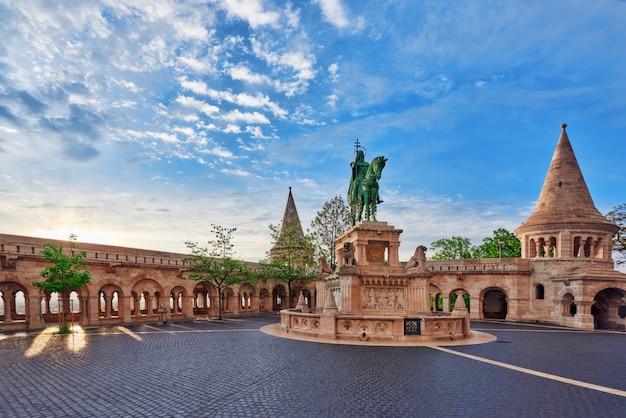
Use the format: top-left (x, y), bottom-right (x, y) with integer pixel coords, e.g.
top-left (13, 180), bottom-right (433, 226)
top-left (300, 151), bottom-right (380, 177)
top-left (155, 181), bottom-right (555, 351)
top-left (261, 323), bottom-right (496, 346)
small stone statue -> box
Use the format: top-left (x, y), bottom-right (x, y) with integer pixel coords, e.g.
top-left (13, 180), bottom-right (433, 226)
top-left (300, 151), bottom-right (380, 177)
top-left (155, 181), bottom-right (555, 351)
top-left (343, 242), bottom-right (356, 266)
top-left (318, 255), bottom-right (333, 274)
top-left (406, 245), bottom-right (427, 270)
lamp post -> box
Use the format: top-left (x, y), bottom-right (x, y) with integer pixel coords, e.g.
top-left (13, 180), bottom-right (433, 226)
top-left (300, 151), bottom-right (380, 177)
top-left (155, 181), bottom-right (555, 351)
top-left (498, 237), bottom-right (503, 258)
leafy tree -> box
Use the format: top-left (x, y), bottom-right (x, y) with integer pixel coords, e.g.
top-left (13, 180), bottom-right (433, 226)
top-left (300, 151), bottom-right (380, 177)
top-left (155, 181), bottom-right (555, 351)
top-left (259, 220), bottom-right (316, 308)
top-left (183, 224), bottom-right (255, 320)
top-left (32, 243), bottom-right (92, 333)
top-left (606, 203), bottom-right (626, 266)
top-left (429, 236), bottom-right (475, 260)
top-left (308, 195), bottom-right (351, 269)
top-left (474, 228), bottom-right (521, 258)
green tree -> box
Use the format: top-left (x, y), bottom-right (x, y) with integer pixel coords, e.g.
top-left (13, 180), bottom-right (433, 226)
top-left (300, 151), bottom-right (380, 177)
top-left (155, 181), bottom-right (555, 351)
top-left (308, 195), bottom-right (351, 269)
top-left (259, 220), bottom-right (316, 308)
top-left (429, 236), bottom-right (475, 260)
top-left (32, 243), bottom-right (92, 333)
top-left (183, 224), bottom-right (255, 320)
top-left (474, 228), bottom-right (521, 258)
top-left (606, 203), bottom-right (626, 266)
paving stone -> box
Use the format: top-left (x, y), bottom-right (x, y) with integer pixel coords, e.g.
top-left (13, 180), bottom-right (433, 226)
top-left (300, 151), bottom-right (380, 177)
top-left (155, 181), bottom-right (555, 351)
top-left (0, 317), bottom-right (625, 417)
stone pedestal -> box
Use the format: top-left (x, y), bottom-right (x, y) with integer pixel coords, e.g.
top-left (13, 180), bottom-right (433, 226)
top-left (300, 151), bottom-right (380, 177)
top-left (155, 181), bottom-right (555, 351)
top-left (278, 220), bottom-right (473, 343)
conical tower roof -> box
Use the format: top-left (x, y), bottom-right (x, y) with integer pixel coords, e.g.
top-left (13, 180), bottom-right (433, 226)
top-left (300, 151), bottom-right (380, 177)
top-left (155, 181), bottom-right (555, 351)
top-left (517, 124), bottom-right (616, 231)
top-left (279, 187), bottom-right (305, 238)
top-left (270, 187), bottom-right (306, 254)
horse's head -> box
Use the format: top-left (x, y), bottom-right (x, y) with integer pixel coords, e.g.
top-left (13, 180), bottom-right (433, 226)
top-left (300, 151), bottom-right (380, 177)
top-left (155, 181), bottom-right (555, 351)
top-left (371, 156), bottom-right (387, 176)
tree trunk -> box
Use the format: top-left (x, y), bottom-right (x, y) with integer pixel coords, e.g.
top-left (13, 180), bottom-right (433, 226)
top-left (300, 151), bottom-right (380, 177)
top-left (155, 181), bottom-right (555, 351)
top-left (217, 287), bottom-right (223, 320)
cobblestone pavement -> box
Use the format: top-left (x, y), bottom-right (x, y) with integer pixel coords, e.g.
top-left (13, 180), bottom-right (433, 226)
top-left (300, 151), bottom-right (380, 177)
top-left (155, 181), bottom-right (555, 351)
top-left (1, 317), bottom-right (625, 417)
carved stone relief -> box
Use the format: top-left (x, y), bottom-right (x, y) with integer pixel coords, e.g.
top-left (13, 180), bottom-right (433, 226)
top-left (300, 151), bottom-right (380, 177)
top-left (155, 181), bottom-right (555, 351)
top-left (361, 287), bottom-right (405, 310)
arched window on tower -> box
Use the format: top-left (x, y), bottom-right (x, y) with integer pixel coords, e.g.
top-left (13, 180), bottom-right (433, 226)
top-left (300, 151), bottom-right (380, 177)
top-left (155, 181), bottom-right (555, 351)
top-left (581, 237), bottom-right (593, 257)
top-left (535, 284), bottom-right (545, 300)
top-left (574, 236), bottom-right (582, 257)
top-left (548, 237), bottom-right (557, 258)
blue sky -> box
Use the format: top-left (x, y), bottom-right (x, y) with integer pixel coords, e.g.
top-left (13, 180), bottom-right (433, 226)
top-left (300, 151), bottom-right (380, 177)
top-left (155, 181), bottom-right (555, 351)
top-left (1, 0), bottom-right (625, 261)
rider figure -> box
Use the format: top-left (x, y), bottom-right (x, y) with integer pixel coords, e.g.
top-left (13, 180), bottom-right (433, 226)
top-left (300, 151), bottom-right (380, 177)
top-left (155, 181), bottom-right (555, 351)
top-left (350, 149), bottom-right (369, 204)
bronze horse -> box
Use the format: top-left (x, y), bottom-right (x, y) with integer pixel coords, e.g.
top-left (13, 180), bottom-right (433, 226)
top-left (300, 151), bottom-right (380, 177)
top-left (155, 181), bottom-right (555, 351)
top-left (348, 155), bottom-right (387, 224)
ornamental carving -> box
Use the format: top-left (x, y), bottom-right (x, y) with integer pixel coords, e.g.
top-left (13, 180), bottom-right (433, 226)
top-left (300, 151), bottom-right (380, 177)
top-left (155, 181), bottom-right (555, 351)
top-left (361, 287), bottom-right (405, 310)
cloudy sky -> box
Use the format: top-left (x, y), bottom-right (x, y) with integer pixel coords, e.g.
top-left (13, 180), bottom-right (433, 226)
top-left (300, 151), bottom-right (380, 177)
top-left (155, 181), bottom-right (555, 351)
top-left (1, 0), bottom-right (625, 261)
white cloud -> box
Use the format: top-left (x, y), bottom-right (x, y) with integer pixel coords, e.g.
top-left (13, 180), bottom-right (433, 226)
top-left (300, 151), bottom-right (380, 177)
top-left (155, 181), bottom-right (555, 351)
top-left (228, 65), bottom-right (271, 85)
top-left (313, 0), bottom-right (350, 29)
top-left (221, 0), bottom-right (280, 28)
top-left (177, 55), bottom-right (212, 72)
top-left (221, 167), bottom-right (252, 176)
top-left (329, 62), bottom-right (339, 82)
top-left (179, 77), bottom-right (287, 118)
top-left (224, 124), bottom-right (242, 133)
top-left (175, 96), bottom-right (220, 116)
top-left (250, 38), bottom-right (316, 96)
top-left (221, 109), bottom-right (270, 124)
top-left (203, 145), bottom-right (234, 158)
top-left (246, 126), bottom-right (268, 139)
top-left (113, 79), bottom-right (141, 93)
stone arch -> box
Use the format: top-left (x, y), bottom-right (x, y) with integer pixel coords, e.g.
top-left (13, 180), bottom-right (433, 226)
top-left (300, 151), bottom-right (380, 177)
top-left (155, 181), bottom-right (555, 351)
top-left (222, 287), bottom-right (235, 313)
top-left (535, 283), bottom-right (545, 300)
top-left (130, 278), bottom-right (163, 318)
top-left (259, 288), bottom-right (271, 311)
top-left (562, 293), bottom-right (576, 316)
top-left (272, 285), bottom-right (286, 311)
top-left (529, 238), bottom-right (537, 258)
top-left (98, 284), bottom-right (124, 318)
top-left (239, 283), bottom-right (256, 312)
top-left (39, 286), bottom-right (88, 324)
top-left (449, 288), bottom-right (470, 312)
top-left (0, 282), bottom-right (30, 324)
top-left (429, 284), bottom-right (443, 312)
top-left (592, 288), bottom-right (626, 330)
top-left (481, 287), bottom-right (508, 320)
top-left (169, 286), bottom-right (186, 315)
top-left (193, 281), bottom-right (218, 317)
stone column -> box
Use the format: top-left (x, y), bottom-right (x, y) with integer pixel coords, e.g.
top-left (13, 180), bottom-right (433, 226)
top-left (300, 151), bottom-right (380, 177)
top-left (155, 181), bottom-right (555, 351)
top-left (340, 278), bottom-right (352, 313)
top-left (388, 242), bottom-right (400, 266)
top-left (320, 288), bottom-right (338, 339)
top-left (406, 272), bottom-right (429, 313)
top-left (26, 293), bottom-right (42, 329)
top-left (442, 295), bottom-right (450, 312)
top-left (469, 296), bottom-right (480, 320)
top-left (105, 294), bottom-right (112, 318)
top-left (316, 281), bottom-right (327, 309)
top-left (87, 295), bottom-right (100, 325)
top-left (4, 295), bottom-right (13, 324)
top-left (578, 300), bottom-right (595, 329)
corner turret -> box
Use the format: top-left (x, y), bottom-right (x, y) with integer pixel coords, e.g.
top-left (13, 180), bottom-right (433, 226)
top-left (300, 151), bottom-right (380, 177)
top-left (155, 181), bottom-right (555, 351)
top-left (516, 124), bottom-right (618, 262)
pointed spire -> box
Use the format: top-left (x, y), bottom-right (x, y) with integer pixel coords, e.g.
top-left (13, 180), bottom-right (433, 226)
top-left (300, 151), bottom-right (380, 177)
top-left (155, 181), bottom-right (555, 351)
top-left (279, 187), bottom-right (305, 239)
top-left (519, 124), bottom-right (614, 229)
top-left (270, 187), bottom-right (307, 256)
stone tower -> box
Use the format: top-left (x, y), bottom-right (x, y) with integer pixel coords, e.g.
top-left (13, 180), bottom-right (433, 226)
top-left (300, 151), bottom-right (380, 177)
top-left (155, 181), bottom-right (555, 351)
top-left (270, 187), bottom-right (310, 259)
top-left (516, 124), bottom-right (618, 263)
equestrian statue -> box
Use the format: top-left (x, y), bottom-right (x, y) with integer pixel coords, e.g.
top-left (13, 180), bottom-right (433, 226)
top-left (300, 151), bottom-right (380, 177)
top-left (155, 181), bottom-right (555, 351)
top-left (347, 140), bottom-right (387, 225)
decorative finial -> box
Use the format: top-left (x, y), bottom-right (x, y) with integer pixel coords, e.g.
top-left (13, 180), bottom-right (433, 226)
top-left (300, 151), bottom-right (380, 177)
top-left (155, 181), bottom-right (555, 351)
top-left (561, 123), bottom-right (567, 129)
top-left (353, 138), bottom-right (366, 157)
